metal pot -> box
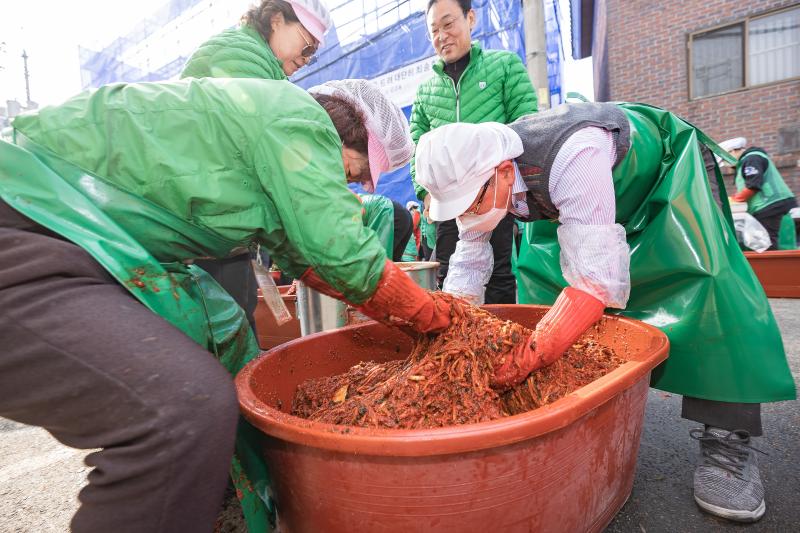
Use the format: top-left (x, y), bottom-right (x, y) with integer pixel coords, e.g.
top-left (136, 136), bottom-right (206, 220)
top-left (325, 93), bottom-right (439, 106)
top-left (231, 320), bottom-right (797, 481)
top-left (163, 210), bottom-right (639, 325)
top-left (296, 261), bottom-right (439, 336)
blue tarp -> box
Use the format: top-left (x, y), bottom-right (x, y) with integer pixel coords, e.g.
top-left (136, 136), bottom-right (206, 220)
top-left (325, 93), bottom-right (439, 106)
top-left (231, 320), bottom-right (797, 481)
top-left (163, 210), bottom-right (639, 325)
top-left (292, 0), bottom-right (529, 206)
top-left (79, 0), bottom-right (563, 207)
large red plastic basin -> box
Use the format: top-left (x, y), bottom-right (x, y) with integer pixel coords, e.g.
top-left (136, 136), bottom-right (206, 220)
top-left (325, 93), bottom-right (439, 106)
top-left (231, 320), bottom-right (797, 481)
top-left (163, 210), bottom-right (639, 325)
top-left (236, 305), bottom-right (669, 532)
top-left (744, 250), bottom-right (800, 298)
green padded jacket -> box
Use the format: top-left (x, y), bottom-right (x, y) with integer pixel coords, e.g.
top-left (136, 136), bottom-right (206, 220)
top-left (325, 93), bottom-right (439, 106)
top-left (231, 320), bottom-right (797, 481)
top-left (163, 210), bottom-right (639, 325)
top-left (181, 25), bottom-right (287, 81)
top-left (410, 42), bottom-right (538, 200)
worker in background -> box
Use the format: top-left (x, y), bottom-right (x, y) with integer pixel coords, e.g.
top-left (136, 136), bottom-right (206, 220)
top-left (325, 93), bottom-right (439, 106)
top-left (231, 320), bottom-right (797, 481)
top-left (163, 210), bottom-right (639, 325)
top-left (0, 77), bottom-right (451, 533)
top-left (410, 0), bottom-right (537, 303)
top-left (722, 137), bottom-right (798, 250)
top-left (180, 0), bottom-right (332, 332)
top-left (416, 102), bottom-right (795, 524)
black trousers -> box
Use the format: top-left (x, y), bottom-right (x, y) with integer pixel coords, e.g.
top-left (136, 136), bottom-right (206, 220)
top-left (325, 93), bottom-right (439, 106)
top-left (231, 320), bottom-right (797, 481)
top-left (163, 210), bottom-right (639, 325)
top-left (682, 397), bottom-right (762, 436)
top-left (434, 213), bottom-right (517, 304)
top-left (392, 201), bottom-right (413, 262)
top-left (195, 254), bottom-right (258, 333)
top-left (0, 200), bottom-right (238, 532)
top-left (753, 206), bottom-right (792, 251)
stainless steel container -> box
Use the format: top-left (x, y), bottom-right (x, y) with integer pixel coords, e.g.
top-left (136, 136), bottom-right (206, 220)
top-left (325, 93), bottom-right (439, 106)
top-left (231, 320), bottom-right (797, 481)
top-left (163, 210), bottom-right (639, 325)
top-left (396, 261), bottom-right (438, 290)
top-left (296, 261), bottom-right (439, 336)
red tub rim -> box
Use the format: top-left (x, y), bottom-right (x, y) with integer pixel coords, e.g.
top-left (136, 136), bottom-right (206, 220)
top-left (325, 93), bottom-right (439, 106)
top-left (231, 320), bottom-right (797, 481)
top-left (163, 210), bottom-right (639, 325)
top-left (235, 304), bottom-right (669, 457)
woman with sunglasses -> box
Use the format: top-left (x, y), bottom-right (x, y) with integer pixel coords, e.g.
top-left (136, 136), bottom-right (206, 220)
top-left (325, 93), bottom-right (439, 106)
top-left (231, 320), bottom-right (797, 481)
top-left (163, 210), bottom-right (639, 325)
top-left (181, 0), bottom-right (332, 332)
top-left (183, 0), bottom-right (330, 80)
top-left (415, 102), bottom-right (796, 524)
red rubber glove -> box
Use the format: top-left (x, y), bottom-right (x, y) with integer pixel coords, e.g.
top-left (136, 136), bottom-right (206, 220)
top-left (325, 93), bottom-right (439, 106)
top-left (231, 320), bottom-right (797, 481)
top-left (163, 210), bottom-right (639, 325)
top-left (491, 287), bottom-right (605, 389)
top-left (730, 188), bottom-right (756, 203)
top-left (300, 260), bottom-right (451, 334)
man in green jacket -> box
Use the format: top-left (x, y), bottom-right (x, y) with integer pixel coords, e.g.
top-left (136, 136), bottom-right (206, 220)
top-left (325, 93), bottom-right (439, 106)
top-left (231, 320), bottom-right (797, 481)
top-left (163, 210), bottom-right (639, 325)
top-left (410, 0), bottom-right (537, 304)
top-left (0, 78), bottom-right (451, 533)
top-left (415, 103), bottom-right (796, 523)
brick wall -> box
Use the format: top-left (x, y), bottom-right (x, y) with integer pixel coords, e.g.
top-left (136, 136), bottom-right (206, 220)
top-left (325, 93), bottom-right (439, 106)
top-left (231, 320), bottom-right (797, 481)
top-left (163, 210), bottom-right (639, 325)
top-left (604, 0), bottom-right (800, 195)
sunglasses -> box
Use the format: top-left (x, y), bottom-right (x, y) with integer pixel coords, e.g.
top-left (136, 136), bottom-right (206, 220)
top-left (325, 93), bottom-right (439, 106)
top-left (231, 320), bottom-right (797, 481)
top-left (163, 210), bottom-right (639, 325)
top-left (295, 26), bottom-right (318, 62)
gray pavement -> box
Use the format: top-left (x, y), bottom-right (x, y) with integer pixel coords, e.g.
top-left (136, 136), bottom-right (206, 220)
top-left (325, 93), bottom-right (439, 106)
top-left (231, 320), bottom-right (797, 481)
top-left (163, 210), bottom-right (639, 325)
top-left (2, 299), bottom-right (799, 532)
top-left (607, 298), bottom-right (800, 533)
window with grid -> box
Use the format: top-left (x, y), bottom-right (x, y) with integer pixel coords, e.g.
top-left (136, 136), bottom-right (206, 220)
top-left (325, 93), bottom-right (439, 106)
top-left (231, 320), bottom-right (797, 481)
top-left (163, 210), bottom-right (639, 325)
top-left (689, 5), bottom-right (800, 98)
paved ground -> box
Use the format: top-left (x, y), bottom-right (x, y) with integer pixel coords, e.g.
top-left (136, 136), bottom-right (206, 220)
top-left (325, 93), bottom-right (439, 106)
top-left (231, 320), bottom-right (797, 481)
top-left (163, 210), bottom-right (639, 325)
top-left (607, 298), bottom-right (800, 533)
top-left (2, 299), bottom-right (798, 532)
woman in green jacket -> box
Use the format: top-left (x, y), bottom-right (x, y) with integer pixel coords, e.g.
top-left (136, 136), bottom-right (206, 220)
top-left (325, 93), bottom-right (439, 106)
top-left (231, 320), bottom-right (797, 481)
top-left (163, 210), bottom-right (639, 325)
top-left (182, 0), bottom-right (333, 329)
top-left (410, 0), bottom-right (538, 304)
top-left (0, 78), bottom-right (450, 533)
top-left (182, 0), bottom-right (332, 80)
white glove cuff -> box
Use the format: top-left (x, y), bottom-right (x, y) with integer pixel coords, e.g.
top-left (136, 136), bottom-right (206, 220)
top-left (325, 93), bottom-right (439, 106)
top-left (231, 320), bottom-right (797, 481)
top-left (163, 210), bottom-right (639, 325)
top-left (557, 223), bottom-right (630, 308)
top-left (442, 239), bottom-right (493, 305)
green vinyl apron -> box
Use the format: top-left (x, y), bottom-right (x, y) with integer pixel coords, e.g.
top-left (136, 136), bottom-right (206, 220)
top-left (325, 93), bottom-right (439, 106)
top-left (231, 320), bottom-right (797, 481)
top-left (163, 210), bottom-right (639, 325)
top-left (516, 103), bottom-right (796, 403)
top-left (0, 138), bottom-right (274, 531)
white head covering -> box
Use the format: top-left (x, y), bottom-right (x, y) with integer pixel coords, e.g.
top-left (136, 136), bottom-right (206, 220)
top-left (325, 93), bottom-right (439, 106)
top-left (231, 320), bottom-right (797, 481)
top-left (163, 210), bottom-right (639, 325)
top-left (308, 79), bottom-right (414, 191)
top-left (716, 137), bottom-right (747, 164)
top-left (289, 0), bottom-right (332, 45)
top-left (719, 137), bottom-right (746, 152)
top-left (406, 200), bottom-right (420, 210)
top-left (416, 122), bottom-right (523, 221)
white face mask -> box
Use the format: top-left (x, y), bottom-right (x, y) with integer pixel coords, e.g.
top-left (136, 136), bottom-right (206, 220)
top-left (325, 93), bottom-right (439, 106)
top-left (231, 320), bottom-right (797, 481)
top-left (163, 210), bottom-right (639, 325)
top-left (456, 170), bottom-right (510, 233)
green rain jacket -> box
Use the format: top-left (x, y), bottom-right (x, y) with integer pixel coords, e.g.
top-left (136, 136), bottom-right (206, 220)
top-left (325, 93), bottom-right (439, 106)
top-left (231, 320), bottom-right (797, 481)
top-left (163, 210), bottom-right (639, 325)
top-left (359, 194), bottom-right (395, 258)
top-left (181, 25), bottom-right (287, 80)
top-left (410, 42), bottom-right (537, 200)
top-left (516, 103), bottom-right (795, 404)
top-left (1, 78), bottom-right (387, 531)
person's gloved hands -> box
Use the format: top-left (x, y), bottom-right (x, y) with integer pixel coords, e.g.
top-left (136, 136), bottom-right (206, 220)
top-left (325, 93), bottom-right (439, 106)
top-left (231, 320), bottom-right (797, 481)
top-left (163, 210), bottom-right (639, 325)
top-left (357, 260), bottom-right (451, 333)
top-left (300, 260), bottom-right (451, 334)
top-left (491, 287), bottom-right (605, 389)
top-left (730, 188), bottom-right (756, 203)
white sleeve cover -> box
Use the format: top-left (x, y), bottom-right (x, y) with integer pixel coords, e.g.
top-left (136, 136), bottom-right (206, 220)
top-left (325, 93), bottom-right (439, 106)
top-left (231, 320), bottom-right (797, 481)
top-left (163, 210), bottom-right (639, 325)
top-left (442, 237), bottom-right (494, 305)
top-left (557, 223), bottom-right (630, 308)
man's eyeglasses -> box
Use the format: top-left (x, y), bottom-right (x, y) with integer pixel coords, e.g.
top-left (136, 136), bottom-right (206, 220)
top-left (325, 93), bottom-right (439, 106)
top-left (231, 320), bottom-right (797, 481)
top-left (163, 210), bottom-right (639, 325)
top-left (427, 17), bottom-right (458, 42)
top-left (295, 26), bottom-right (318, 62)
top-left (464, 178), bottom-right (492, 215)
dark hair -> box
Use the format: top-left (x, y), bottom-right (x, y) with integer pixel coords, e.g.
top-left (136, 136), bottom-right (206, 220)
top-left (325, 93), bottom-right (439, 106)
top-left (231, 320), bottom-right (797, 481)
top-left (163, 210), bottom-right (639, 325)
top-left (242, 0), bottom-right (299, 42)
top-left (426, 0), bottom-right (471, 15)
top-left (311, 94), bottom-right (369, 154)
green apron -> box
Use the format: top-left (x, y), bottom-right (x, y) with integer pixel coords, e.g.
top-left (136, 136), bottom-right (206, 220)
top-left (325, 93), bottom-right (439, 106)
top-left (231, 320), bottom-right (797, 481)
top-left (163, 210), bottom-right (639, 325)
top-left (778, 214), bottom-right (797, 250)
top-left (421, 214), bottom-right (437, 250)
top-left (516, 103), bottom-right (795, 403)
top-left (734, 149), bottom-right (795, 215)
top-left (401, 232), bottom-right (419, 262)
top-left (0, 139), bottom-right (274, 531)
